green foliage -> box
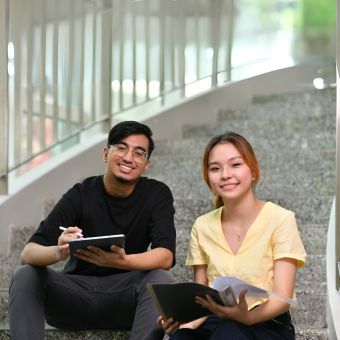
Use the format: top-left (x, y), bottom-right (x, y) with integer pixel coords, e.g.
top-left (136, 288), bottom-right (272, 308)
top-left (301, 0), bottom-right (336, 28)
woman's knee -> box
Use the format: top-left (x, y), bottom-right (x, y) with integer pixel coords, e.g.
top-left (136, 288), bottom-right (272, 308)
top-left (169, 328), bottom-right (197, 340)
top-left (211, 319), bottom-right (250, 339)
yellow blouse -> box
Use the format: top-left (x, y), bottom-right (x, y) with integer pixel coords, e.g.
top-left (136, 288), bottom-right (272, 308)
top-left (186, 201), bottom-right (306, 291)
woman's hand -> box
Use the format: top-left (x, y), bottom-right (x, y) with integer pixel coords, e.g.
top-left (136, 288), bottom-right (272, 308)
top-left (157, 316), bottom-right (180, 336)
top-left (157, 315), bottom-right (208, 336)
top-left (195, 289), bottom-right (252, 325)
top-left (180, 316), bottom-right (207, 329)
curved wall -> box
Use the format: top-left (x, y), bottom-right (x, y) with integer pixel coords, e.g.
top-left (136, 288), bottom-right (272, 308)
top-left (0, 63), bottom-right (321, 254)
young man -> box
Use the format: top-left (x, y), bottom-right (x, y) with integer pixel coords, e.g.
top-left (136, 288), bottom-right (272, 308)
top-left (9, 121), bottom-right (176, 340)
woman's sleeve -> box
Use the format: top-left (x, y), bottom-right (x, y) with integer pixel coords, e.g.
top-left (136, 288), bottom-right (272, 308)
top-left (185, 220), bottom-right (208, 266)
top-left (272, 212), bottom-right (307, 267)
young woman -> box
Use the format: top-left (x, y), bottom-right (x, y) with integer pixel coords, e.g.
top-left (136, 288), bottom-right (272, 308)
top-left (158, 131), bottom-right (306, 339)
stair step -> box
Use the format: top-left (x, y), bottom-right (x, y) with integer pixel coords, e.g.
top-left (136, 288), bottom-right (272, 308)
top-left (6, 194), bottom-right (331, 258)
top-left (149, 154), bottom-right (335, 184)
top-left (182, 118), bottom-right (335, 141)
top-left (0, 255), bottom-right (19, 290)
top-left (295, 328), bottom-right (328, 340)
top-left (0, 290), bottom-right (8, 323)
top-left (148, 153), bottom-right (335, 183)
top-left (250, 88), bottom-right (335, 106)
top-left (174, 196), bottom-right (333, 226)
top-left (218, 102), bottom-right (335, 127)
top-left (170, 266), bottom-right (327, 330)
top-left (149, 171), bottom-right (334, 201)
top-left (290, 290), bottom-right (327, 330)
top-left (0, 324), bottom-right (330, 340)
top-left (170, 254), bottom-right (326, 292)
top-left (0, 289), bottom-right (328, 334)
top-left (0, 324), bottom-right (129, 339)
top-left (8, 224), bottom-right (36, 255)
top-left (153, 134), bottom-right (335, 159)
top-left (262, 196), bottom-right (333, 225)
top-left (0, 254), bottom-right (66, 289)
top-left (0, 229), bottom-right (327, 291)
top-left (0, 255), bottom-right (327, 326)
top-left (296, 255), bottom-right (326, 291)
top-left (174, 223), bottom-right (327, 260)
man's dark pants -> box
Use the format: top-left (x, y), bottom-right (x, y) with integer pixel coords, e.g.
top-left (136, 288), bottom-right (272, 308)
top-left (9, 264), bottom-right (171, 340)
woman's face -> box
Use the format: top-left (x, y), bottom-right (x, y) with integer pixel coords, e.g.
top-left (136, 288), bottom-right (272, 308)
top-left (207, 142), bottom-right (254, 202)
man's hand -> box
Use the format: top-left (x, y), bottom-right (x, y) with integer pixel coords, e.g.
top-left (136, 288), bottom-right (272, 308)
top-left (57, 226), bottom-right (83, 261)
top-left (74, 245), bottom-right (173, 271)
top-left (74, 244), bottom-right (129, 268)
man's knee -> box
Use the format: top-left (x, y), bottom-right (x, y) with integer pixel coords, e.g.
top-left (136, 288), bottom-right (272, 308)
top-left (9, 264), bottom-right (46, 294)
top-left (135, 269), bottom-right (173, 300)
top-left (143, 269), bottom-right (173, 285)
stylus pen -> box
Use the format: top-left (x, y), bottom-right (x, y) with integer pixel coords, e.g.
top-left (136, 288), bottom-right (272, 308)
top-left (59, 226), bottom-right (83, 237)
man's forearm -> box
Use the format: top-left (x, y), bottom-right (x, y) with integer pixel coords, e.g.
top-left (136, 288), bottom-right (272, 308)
top-left (20, 242), bottom-right (63, 267)
top-left (123, 247), bottom-right (174, 271)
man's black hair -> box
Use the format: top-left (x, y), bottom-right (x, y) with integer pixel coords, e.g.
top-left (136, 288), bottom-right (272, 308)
top-left (107, 121), bottom-right (155, 157)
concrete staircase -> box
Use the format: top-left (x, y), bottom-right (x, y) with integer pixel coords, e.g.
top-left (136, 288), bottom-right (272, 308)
top-left (0, 87), bottom-right (335, 339)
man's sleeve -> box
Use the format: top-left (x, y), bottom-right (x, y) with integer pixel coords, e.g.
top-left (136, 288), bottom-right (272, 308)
top-left (28, 185), bottom-right (82, 246)
top-left (149, 184), bottom-right (176, 265)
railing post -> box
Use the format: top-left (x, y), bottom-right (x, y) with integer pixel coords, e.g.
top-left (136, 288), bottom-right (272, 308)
top-left (39, 0), bottom-right (46, 148)
top-left (0, 0), bottom-right (9, 194)
top-left (177, 2), bottom-right (185, 97)
top-left (91, 2), bottom-right (97, 122)
top-left (210, 0), bottom-right (222, 87)
top-left (100, 3), bottom-right (112, 117)
top-left (66, 0), bottom-right (74, 136)
top-left (52, 0), bottom-right (60, 142)
top-left (226, 0), bottom-right (234, 82)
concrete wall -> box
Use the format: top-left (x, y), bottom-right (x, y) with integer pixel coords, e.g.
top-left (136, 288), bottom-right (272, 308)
top-left (326, 199), bottom-right (340, 340)
top-left (0, 63), bottom-right (321, 254)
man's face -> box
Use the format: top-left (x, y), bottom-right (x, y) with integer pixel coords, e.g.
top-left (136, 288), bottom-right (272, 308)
top-left (103, 134), bottom-right (150, 184)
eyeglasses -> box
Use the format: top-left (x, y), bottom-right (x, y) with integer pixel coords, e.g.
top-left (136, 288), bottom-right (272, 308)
top-left (109, 144), bottom-right (149, 163)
